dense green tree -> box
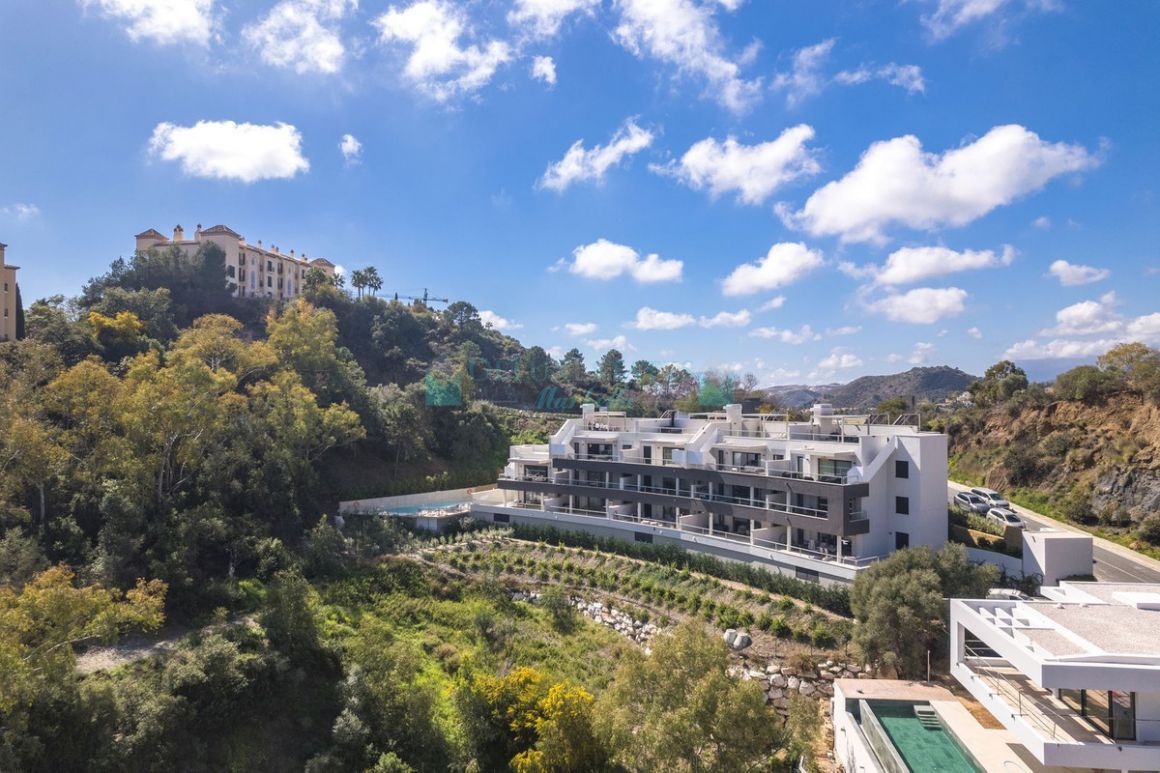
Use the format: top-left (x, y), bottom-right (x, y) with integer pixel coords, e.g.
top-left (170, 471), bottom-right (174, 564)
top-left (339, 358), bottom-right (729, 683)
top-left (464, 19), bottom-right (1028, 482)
top-left (851, 544), bottom-right (996, 678)
top-left (597, 349), bottom-right (626, 387)
top-left (560, 348), bottom-right (586, 386)
top-left (261, 569), bottom-right (320, 658)
top-left (968, 360), bottom-right (1029, 406)
top-left (630, 359), bottom-right (658, 386)
top-left (596, 621), bottom-right (776, 771)
top-left (1054, 364), bottom-right (1124, 403)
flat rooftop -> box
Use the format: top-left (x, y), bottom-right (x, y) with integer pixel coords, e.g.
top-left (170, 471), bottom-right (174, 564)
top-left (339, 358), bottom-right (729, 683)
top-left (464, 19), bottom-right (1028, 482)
top-left (964, 581), bottom-right (1160, 660)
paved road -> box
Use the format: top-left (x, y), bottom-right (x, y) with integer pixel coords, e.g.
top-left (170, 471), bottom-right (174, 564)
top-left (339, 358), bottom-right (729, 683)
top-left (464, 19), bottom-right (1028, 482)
top-left (947, 482), bottom-right (1160, 584)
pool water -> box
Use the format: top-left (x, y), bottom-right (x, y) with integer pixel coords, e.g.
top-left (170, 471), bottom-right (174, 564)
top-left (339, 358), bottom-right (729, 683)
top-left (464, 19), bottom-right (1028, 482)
top-left (387, 501), bottom-right (470, 515)
top-left (868, 701), bottom-right (982, 773)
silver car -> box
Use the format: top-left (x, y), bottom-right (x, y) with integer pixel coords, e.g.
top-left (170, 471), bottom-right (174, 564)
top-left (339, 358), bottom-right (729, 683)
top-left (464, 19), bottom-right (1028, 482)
top-left (954, 491), bottom-right (990, 513)
top-left (971, 487), bottom-right (1010, 509)
top-left (988, 507), bottom-right (1026, 529)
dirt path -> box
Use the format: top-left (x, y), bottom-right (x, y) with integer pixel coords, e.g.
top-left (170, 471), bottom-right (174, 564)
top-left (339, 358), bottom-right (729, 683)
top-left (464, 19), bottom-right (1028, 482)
top-left (76, 625), bottom-right (187, 674)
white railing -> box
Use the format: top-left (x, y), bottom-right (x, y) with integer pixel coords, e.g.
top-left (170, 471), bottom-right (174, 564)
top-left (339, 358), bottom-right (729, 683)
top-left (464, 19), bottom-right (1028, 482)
top-left (962, 649), bottom-right (1076, 743)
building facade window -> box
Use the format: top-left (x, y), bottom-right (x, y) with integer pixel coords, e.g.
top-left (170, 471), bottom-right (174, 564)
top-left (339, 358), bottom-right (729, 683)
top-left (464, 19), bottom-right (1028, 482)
top-left (895, 496), bottom-right (909, 515)
top-left (267, 276), bottom-right (272, 288)
top-left (895, 531), bottom-right (909, 549)
top-left (1059, 689), bottom-right (1136, 741)
top-left (227, 266), bottom-right (236, 278)
top-left (819, 458), bottom-right (853, 482)
top-left (895, 460), bottom-right (909, 478)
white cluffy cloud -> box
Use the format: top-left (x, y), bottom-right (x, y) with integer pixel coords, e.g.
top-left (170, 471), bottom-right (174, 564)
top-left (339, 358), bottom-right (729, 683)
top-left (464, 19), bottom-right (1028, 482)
top-left (1042, 291), bottom-right (1121, 336)
top-left (844, 244), bottom-right (1015, 286)
top-left (722, 242), bottom-right (823, 296)
top-left (908, 341), bottom-right (936, 364)
top-left (340, 133), bottom-right (362, 163)
top-left (772, 39), bottom-right (835, 107)
top-left (242, 0), bottom-right (354, 75)
top-left (559, 239), bottom-right (683, 282)
top-left (1048, 259), bottom-right (1110, 286)
top-left (563, 321), bottom-right (597, 336)
top-left (631, 307), bottom-right (696, 330)
top-left (781, 125), bottom-right (1100, 244)
top-left (375, 1), bottom-right (512, 102)
top-left (1, 203), bottom-right (40, 221)
top-left (612, 0), bottom-right (760, 113)
top-left (834, 63), bottom-right (926, 94)
top-left (773, 39), bottom-right (924, 106)
top-left (652, 124), bottom-right (819, 205)
top-left (1003, 293), bottom-right (1160, 360)
top-left (826, 325), bottom-right (862, 337)
top-left (587, 334), bottom-right (635, 352)
top-left (750, 324), bottom-right (820, 344)
top-left (479, 310), bottom-right (523, 330)
top-left (760, 296), bottom-right (786, 311)
top-left (967, 326), bottom-right (983, 339)
top-left (864, 287), bottom-right (968, 324)
top-left (921, 0), bottom-right (1057, 41)
top-left (815, 348), bottom-right (864, 372)
top-left (539, 119), bottom-right (653, 191)
top-left (699, 309), bottom-right (751, 328)
top-left (508, 0), bottom-right (599, 38)
top-left (148, 121), bottom-right (309, 182)
top-left (82, 0), bottom-right (215, 46)
top-left (530, 55), bottom-right (557, 85)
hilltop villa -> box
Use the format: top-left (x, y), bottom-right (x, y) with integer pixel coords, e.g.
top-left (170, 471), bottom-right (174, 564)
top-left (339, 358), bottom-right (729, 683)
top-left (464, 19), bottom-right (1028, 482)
top-left (134, 224), bottom-right (337, 300)
top-left (0, 242), bottom-right (20, 341)
top-left (471, 403), bottom-right (948, 586)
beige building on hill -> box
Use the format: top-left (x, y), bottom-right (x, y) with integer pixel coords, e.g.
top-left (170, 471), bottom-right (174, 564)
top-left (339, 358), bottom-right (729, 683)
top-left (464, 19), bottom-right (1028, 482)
top-left (135, 224), bottom-right (338, 300)
top-left (0, 242), bottom-right (19, 341)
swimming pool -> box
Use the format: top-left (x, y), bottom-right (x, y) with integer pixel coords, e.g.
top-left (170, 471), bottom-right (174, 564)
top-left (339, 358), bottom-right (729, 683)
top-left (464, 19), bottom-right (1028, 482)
top-left (387, 500), bottom-right (471, 515)
top-left (864, 701), bottom-right (982, 773)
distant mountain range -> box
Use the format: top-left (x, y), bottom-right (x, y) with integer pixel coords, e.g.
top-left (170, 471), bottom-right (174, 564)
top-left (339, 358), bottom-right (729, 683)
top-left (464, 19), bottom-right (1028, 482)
top-left (764, 366), bottom-right (977, 410)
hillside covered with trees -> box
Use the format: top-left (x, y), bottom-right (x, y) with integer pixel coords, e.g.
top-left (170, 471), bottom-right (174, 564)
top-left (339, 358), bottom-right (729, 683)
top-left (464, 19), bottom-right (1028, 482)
top-left (945, 344), bottom-right (1160, 555)
top-left (0, 242), bottom-right (1008, 771)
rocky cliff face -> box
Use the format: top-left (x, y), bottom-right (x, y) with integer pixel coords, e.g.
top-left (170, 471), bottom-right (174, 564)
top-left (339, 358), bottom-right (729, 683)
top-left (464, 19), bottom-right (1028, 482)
top-left (948, 393), bottom-right (1160, 531)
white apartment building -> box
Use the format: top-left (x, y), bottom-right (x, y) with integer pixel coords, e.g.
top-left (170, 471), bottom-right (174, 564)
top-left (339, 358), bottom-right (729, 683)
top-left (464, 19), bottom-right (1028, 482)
top-left (472, 403), bottom-right (948, 585)
top-left (951, 582), bottom-right (1160, 770)
top-left (135, 224), bottom-right (337, 300)
top-left (0, 242), bottom-right (18, 341)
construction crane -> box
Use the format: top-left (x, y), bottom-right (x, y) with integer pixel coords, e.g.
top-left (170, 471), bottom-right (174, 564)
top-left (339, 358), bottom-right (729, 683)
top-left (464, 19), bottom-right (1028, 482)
top-left (392, 288), bottom-right (450, 305)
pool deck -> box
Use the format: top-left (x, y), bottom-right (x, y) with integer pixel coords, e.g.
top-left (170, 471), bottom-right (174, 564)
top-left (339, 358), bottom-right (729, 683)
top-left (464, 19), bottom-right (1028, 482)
top-left (833, 680), bottom-right (1091, 773)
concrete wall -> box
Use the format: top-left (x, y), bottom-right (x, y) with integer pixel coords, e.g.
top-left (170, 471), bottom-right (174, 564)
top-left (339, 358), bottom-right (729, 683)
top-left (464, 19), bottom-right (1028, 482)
top-left (964, 546), bottom-right (1023, 575)
top-left (1023, 531), bottom-right (1093, 585)
top-left (472, 503), bottom-right (858, 586)
top-left (339, 487), bottom-right (478, 513)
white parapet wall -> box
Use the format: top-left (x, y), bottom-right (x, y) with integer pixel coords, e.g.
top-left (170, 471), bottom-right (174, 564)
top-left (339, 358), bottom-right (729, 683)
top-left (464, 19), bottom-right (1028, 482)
top-left (339, 486), bottom-right (486, 513)
top-left (1023, 530), bottom-right (1093, 585)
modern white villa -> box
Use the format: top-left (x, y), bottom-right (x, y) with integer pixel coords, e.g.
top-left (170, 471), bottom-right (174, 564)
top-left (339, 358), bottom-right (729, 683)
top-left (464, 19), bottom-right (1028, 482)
top-left (471, 403), bottom-right (948, 585)
top-left (950, 581), bottom-right (1160, 770)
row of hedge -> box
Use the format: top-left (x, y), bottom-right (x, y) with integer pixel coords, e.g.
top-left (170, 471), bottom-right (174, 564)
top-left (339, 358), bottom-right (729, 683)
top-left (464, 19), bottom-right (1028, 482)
top-left (508, 523), bottom-right (852, 616)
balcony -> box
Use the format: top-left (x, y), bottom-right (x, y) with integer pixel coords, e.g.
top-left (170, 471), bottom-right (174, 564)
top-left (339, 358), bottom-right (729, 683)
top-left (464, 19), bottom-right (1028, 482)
top-left (558, 452), bottom-right (866, 491)
top-left (497, 475), bottom-right (870, 537)
top-left (493, 497), bottom-right (880, 569)
top-left (956, 650), bottom-right (1160, 769)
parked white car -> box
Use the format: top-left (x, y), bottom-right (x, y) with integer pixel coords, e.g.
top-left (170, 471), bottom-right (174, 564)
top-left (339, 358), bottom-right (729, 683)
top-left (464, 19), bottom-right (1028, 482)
top-left (970, 487), bottom-right (1010, 509)
top-left (987, 507), bottom-right (1026, 530)
top-left (954, 491), bottom-right (990, 514)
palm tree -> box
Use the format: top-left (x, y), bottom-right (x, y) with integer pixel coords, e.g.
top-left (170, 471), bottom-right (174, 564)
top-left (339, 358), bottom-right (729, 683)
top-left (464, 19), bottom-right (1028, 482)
top-left (364, 266), bottom-right (383, 297)
top-left (350, 269), bottom-right (367, 299)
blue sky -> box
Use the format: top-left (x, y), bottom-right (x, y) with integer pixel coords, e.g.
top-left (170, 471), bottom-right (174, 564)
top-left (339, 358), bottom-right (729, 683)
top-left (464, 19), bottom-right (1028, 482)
top-left (1, 0), bottom-right (1157, 384)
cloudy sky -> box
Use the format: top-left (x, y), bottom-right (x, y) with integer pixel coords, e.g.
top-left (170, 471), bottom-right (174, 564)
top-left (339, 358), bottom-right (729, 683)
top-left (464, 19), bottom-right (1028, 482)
top-left (1, 0), bottom-right (1157, 383)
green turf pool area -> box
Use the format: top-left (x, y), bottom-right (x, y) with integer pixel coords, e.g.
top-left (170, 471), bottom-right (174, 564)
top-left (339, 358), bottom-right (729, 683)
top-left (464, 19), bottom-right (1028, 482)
top-left (865, 700), bottom-right (983, 773)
